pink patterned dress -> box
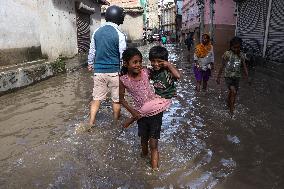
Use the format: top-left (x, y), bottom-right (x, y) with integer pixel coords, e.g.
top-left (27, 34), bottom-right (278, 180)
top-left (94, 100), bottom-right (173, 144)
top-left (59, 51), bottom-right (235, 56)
top-left (120, 68), bottom-right (171, 117)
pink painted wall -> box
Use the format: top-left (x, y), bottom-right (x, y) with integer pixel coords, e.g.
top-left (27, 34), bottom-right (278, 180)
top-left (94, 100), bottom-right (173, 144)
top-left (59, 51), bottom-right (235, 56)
top-left (204, 0), bottom-right (236, 25)
top-left (182, 0), bottom-right (199, 29)
top-left (182, 0), bottom-right (236, 30)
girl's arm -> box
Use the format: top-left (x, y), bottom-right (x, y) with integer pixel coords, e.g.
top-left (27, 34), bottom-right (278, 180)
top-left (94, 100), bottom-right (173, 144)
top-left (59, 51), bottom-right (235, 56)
top-left (163, 61), bottom-right (181, 79)
top-left (119, 80), bottom-right (141, 119)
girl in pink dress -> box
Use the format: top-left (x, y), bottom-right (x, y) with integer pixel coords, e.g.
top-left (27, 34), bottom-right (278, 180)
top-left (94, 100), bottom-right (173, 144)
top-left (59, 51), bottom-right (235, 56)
top-left (119, 48), bottom-right (171, 170)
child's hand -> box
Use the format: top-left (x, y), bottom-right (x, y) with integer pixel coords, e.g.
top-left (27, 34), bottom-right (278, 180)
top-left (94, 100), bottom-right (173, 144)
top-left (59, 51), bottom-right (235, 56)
top-left (210, 63), bottom-right (214, 70)
top-left (194, 62), bottom-right (200, 69)
top-left (88, 64), bottom-right (93, 71)
top-left (131, 110), bottom-right (142, 120)
top-left (160, 61), bottom-right (170, 68)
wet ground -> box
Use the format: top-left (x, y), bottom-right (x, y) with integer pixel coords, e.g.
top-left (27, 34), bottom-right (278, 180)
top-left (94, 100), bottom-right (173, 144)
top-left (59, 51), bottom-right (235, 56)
top-left (0, 44), bottom-right (283, 189)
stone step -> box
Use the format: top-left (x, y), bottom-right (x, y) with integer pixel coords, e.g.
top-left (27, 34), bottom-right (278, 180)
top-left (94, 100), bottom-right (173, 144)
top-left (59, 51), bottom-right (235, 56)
top-left (0, 59), bottom-right (53, 95)
top-left (0, 59), bottom-right (47, 72)
top-left (0, 55), bottom-right (88, 96)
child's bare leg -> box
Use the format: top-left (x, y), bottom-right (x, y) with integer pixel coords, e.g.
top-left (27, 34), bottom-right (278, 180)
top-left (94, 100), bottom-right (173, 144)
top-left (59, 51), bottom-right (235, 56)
top-left (123, 117), bottom-right (136, 128)
top-left (141, 137), bottom-right (149, 157)
top-left (202, 80), bottom-right (208, 90)
top-left (112, 102), bottom-right (121, 124)
top-left (149, 138), bottom-right (159, 170)
top-left (228, 86), bottom-right (237, 114)
top-left (196, 81), bottom-right (201, 91)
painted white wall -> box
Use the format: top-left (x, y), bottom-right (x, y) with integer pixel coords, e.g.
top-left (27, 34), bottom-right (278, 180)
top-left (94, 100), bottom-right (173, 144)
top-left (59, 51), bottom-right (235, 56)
top-left (101, 13), bottom-right (144, 42)
top-left (0, 0), bottom-right (101, 61)
top-left (0, 0), bottom-right (40, 49)
top-left (38, 0), bottom-right (101, 60)
top-left (120, 14), bottom-right (144, 41)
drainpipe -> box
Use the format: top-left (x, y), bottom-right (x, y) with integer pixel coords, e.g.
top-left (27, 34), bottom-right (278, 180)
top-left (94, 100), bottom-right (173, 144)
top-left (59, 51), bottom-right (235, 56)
top-left (234, 2), bottom-right (238, 36)
top-left (263, 0), bottom-right (273, 58)
top-left (161, 0), bottom-right (164, 32)
top-left (209, 0), bottom-right (215, 43)
top-left (198, 0), bottom-right (205, 42)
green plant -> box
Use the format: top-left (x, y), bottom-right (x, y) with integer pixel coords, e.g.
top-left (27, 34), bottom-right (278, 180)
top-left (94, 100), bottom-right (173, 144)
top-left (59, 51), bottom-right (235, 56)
top-left (51, 55), bottom-right (66, 74)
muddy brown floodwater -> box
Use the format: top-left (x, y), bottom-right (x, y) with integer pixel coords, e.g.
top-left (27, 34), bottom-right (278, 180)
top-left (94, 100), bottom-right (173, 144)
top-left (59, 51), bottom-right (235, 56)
top-left (0, 44), bottom-right (283, 189)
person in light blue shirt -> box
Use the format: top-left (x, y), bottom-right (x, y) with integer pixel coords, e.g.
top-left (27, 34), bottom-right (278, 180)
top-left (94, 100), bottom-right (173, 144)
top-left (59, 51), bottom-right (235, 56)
top-left (87, 5), bottom-right (126, 127)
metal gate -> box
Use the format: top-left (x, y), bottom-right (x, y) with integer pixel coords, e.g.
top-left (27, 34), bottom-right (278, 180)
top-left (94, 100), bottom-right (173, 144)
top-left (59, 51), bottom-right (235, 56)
top-left (236, 0), bottom-right (284, 62)
top-left (265, 0), bottom-right (284, 62)
top-left (76, 12), bottom-right (90, 53)
top-left (236, 0), bottom-right (268, 56)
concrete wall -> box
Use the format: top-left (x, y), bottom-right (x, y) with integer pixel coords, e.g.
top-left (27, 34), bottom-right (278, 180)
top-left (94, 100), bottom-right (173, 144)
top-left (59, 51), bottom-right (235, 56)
top-left (0, 0), bottom-right (40, 49)
top-left (182, 0), bottom-right (236, 30)
top-left (101, 0), bottom-right (144, 42)
top-left (39, 0), bottom-right (101, 60)
top-left (0, 0), bottom-right (101, 66)
top-left (101, 13), bottom-right (144, 42)
top-left (0, 0), bottom-right (41, 66)
top-left (204, 0), bottom-right (236, 25)
top-left (121, 13), bottom-right (144, 42)
top-left (209, 24), bottom-right (235, 63)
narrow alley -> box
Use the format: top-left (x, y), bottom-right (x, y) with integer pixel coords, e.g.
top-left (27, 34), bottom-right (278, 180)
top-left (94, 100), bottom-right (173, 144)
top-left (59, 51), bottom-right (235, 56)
top-left (0, 44), bottom-right (283, 189)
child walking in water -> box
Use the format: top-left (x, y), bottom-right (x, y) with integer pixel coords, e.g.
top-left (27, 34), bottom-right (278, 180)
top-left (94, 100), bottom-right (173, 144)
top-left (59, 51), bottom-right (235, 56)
top-left (149, 46), bottom-right (181, 99)
top-left (216, 37), bottom-right (249, 115)
top-left (119, 48), bottom-right (171, 170)
top-left (121, 46), bottom-right (180, 127)
top-left (193, 33), bottom-right (214, 91)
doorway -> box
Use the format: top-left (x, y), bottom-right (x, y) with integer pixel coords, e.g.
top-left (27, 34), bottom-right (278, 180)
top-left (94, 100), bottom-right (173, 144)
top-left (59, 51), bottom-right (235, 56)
top-left (76, 12), bottom-right (90, 53)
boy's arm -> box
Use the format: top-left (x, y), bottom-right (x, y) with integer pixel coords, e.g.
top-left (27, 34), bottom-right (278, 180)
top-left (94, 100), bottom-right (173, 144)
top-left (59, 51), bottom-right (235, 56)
top-left (242, 60), bottom-right (249, 79)
top-left (216, 58), bottom-right (226, 84)
top-left (119, 80), bottom-right (141, 119)
top-left (163, 61), bottom-right (181, 79)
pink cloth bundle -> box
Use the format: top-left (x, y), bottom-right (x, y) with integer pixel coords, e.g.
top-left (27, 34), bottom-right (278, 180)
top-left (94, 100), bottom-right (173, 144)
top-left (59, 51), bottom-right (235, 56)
top-left (139, 98), bottom-right (171, 117)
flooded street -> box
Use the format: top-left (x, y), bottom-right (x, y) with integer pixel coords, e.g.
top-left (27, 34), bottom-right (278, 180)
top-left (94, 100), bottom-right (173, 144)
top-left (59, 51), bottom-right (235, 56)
top-left (0, 44), bottom-right (283, 189)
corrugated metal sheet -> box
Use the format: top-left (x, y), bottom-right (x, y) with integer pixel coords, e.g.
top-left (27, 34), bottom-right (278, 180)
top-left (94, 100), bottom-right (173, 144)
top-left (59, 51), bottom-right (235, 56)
top-left (266, 0), bottom-right (284, 62)
top-left (237, 0), bottom-right (284, 62)
top-left (237, 0), bottom-right (268, 56)
top-left (76, 12), bottom-right (90, 53)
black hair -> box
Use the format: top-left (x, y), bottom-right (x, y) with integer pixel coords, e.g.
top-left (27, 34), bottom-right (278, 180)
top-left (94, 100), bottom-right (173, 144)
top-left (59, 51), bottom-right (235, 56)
top-left (149, 46), bottom-right (168, 61)
top-left (122, 47), bottom-right (142, 62)
top-left (202, 33), bottom-right (210, 39)
top-left (120, 47), bottom-right (142, 75)
top-left (229, 36), bottom-right (243, 50)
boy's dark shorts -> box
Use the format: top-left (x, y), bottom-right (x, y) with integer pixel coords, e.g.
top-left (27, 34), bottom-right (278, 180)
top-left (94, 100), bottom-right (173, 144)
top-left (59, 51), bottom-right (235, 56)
top-left (225, 77), bottom-right (240, 91)
top-left (137, 112), bottom-right (163, 139)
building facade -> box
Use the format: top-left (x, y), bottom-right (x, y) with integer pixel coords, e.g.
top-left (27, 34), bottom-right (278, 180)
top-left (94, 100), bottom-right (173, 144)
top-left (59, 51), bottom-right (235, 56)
top-left (0, 0), bottom-right (104, 66)
top-left (182, 0), bottom-right (236, 57)
top-left (176, 0), bottom-right (183, 42)
top-left (101, 0), bottom-right (144, 43)
top-left (146, 0), bottom-right (160, 32)
top-left (160, 0), bottom-right (177, 41)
